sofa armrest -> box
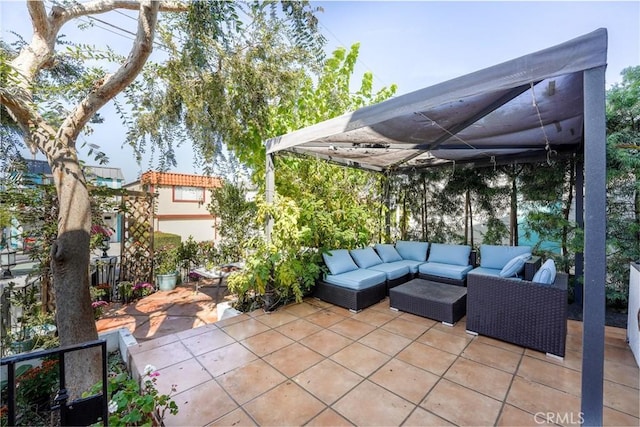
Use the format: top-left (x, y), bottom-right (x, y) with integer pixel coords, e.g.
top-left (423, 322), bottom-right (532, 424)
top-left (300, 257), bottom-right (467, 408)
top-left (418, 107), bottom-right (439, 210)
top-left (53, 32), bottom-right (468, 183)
top-left (469, 250), bottom-right (478, 267)
top-left (524, 256), bottom-right (542, 281)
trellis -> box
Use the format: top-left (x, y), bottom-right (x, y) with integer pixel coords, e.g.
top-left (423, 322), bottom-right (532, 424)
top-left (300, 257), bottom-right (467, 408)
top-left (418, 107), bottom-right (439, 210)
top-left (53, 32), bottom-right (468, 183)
top-left (119, 190), bottom-right (155, 285)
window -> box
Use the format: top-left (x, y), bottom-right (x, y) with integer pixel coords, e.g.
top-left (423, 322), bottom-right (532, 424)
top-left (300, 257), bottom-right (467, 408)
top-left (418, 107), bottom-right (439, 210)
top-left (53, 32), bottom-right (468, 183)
top-left (174, 186), bottom-right (204, 202)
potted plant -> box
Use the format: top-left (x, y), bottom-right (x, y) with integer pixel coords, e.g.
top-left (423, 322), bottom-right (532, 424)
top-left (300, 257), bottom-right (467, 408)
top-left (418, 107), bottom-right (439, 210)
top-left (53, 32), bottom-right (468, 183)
top-left (154, 245), bottom-right (179, 291)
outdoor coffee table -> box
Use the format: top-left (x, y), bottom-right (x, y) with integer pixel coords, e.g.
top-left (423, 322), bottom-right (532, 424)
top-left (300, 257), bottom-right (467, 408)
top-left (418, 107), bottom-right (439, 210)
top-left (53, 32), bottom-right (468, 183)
top-left (389, 278), bottom-right (467, 325)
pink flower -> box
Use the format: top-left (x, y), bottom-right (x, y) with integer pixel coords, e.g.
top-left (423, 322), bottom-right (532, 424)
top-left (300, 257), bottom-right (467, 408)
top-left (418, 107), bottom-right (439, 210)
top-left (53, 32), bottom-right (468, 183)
top-left (91, 225), bottom-right (113, 237)
top-left (91, 300), bottom-right (108, 308)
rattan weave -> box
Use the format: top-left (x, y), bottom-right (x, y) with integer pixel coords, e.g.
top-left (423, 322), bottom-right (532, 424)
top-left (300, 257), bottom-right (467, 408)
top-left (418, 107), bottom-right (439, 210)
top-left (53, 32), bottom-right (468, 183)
top-left (389, 278), bottom-right (467, 324)
top-left (313, 280), bottom-right (387, 312)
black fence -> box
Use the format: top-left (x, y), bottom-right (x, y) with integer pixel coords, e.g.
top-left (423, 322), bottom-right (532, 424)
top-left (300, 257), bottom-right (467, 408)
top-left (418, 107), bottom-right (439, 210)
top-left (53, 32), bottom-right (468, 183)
top-left (1, 339), bottom-right (108, 426)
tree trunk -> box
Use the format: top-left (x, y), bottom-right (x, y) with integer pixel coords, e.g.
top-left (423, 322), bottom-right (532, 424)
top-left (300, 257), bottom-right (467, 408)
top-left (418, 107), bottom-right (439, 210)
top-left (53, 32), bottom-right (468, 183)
top-left (510, 175), bottom-right (518, 246)
top-left (562, 158), bottom-right (576, 261)
top-left (50, 142), bottom-right (100, 399)
top-left (422, 176), bottom-right (428, 241)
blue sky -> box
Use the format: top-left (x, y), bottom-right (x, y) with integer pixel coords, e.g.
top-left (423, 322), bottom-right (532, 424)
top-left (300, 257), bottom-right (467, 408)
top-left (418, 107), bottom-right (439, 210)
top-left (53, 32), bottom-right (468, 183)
top-left (2, 1), bottom-right (639, 182)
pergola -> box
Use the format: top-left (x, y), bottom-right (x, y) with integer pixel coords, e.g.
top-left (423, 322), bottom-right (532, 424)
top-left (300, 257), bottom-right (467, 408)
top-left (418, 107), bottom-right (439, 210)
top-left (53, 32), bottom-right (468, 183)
top-left (265, 28), bottom-right (608, 423)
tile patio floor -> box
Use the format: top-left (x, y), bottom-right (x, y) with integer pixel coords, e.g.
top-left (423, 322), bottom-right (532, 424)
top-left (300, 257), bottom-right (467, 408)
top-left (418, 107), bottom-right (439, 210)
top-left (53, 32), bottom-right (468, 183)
top-left (115, 292), bottom-right (639, 427)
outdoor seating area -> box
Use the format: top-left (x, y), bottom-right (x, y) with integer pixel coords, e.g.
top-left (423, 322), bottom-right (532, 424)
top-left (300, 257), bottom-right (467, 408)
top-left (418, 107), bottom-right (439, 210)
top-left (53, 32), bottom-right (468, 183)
top-left (125, 296), bottom-right (639, 426)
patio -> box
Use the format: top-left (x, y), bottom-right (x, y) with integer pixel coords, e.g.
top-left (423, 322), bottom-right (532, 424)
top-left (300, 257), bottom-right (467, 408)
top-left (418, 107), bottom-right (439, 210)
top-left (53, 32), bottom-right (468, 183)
top-left (121, 295), bottom-right (638, 426)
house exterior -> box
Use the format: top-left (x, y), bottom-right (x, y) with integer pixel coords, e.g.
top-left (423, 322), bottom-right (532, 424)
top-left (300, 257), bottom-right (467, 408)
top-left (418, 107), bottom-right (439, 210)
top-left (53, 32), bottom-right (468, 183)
top-left (124, 171), bottom-right (222, 242)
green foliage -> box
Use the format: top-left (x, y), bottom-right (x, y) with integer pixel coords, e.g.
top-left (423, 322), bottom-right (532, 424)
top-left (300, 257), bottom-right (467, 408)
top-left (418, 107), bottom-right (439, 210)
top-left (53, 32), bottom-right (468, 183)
top-left (154, 245), bottom-right (179, 276)
top-left (153, 231), bottom-right (181, 249)
top-left (177, 236), bottom-right (200, 269)
top-left (482, 217), bottom-right (510, 245)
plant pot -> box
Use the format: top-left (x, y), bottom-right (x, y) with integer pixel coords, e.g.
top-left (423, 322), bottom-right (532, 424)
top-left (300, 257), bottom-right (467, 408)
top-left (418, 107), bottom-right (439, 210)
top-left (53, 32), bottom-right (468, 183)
top-left (156, 272), bottom-right (178, 291)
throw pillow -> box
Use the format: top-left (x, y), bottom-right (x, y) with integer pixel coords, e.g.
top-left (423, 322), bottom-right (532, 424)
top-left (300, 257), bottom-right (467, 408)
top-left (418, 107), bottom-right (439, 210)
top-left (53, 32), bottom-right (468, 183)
top-left (499, 253), bottom-right (532, 277)
top-left (532, 259), bottom-right (557, 284)
top-left (374, 244), bottom-right (403, 263)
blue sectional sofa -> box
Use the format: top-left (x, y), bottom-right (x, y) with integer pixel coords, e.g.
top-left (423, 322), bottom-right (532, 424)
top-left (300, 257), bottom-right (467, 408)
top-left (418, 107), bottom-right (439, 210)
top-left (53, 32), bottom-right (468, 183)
top-left (418, 243), bottom-right (474, 286)
top-left (467, 244), bottom-right (533, 279)
top-left (350, 247), bottom-right (411, 290)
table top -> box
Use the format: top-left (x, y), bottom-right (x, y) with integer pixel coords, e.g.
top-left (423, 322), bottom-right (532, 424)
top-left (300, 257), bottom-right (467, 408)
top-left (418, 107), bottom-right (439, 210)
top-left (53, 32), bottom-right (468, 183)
top-left (390, 278), bottom-right (467, 301)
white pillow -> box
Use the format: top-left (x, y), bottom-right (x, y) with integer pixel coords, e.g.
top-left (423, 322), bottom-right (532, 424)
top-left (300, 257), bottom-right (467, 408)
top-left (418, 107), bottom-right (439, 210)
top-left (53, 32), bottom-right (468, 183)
top-left (499, 253), bottom-right (531, 277)
top-left (532, 259), bottom-right (557, 284)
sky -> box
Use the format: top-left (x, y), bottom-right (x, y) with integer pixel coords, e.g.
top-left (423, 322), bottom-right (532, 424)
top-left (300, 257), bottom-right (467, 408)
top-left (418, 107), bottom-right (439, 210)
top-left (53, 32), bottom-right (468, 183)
top-left (1, 1), bottom-right (639, 183)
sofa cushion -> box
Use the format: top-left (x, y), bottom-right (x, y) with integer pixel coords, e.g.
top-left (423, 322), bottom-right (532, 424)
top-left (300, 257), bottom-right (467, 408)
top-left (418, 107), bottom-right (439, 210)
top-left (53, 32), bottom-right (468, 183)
top-left (428, 243), bottom-right (471, 266)
top-left (419, 262), bottom-right (473, 281)
top-left (391, 259), bottom-right (425, 274)
top-left (350, 247), bottom-right (384, 268)
top-left (533, 259), bottom-right (557, 284)
top-left (395, 240), bottom-right (429, 262)
top-left (323, 269), bottom-right (387, 290)
top-left (468, 267), bottom-right (524, 281)
top-left (374, 244), bottom-right (403, 263)
top-left (499, 253), bottom-right (532, 277)
top-left (368, 262), bottom-right (410, 280)
top-left (322, 249), bottom-right (359, 275)
top-left (480, 245), bottom-right (532, 270)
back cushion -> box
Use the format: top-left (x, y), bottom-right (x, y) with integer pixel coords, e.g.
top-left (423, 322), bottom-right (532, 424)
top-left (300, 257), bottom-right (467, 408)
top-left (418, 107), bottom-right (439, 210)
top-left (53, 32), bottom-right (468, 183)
top-left (428, 243), bottom-right (471, 266)
top-left (532, 258), bottom-right (557, 284)
top-left (374, 244), bottom-right (403, 263)
top-left (395, 241), bottom-right (429, 262)
top-left (480, 244), bottom-right (532, 269)
top-left (350, 247), bottom-right (384, 268)
top-left (322, 249), bottom-right (359, 275)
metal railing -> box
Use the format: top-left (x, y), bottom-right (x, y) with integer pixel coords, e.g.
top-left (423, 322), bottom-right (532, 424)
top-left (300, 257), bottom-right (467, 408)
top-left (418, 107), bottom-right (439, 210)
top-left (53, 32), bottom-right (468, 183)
top-left (1, 339), bottom-right (108, 426)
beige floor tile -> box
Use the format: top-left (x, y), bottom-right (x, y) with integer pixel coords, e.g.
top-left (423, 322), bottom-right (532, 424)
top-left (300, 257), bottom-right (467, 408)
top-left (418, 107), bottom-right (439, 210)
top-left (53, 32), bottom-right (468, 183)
top-left (525, 347), bottom-right (583, 372)
top-left (604, 379), bottom-right (640, 418)
top-left (299, 328), bottom-right (353, 357)
top-left (214, 313), bottom-right (250, 327)
top-left (133, 314), bottom-right (202, 340)
top-left (243, 380), bottom-right (325, 425)
top-left (398, 311), bottom-right (439, 326)
top-left (351, 308), bottom-right (397, 327)
top-left (605, 344), bottom-right (638, 367)
top-left (396, 341), bottom-right (457, 376)
top-left (293, 358), bottom-right (363, 405)
top-left (220, 318), bottom-right (271, 341)
top-left (565, 331), bottom-right (584, 354)
top-left (506, 376), bottom-right (581, 418)
top-left (207, 408), bottom-right (256, 426)
top-left (331, 342), bottom-right (390, 377)
top-left (275, 318), bottom-right (322, 341)
top-left (216, 359), bottom-right (287, 405)
top-left (325, 304), bottom-right (357, 317)
top-left (358, 327), bottom-right (412, 356)
top-left (433, 318), bottom-right (470, 337)
top-left (475, 334), bottom-right (526, 354)
top-left (497, 404), bottom-right (555, 426)
top-left (163, 380), bottom-right (238, 427)
top-left (402, 407), bottom-right (455, 426)
top-left (254, 309), bottom-right (298, 328)
top-left (517, 355), bottom-right (582, 397)
top-left (240, 329), bottom-right (294, 357)
top-left (333, 380), bottom-right (414, 426)
top-left (196, 342), bottom-right (257, 378)
top-left (175, 323), bottom-right (211, 340)
top-left (421, 379), bottom-right (502, 426)
top-left (133, 340), bottom-right (193, 375)
top-left (154, 357), bottom-right (213, 396)
top-left (603, 405), bottom-right (640, 427)
top-left (444, 357), bottom-right (513, 400)
top-left (305, 309), bottom-right (348, 328)
top-left (128, 332), bottom-right (180, 355)
top-left (369, 358), bottom-right (439, 404)
top-left (283, 301), bottom-right (322, 317)
top-left (604, 358), bottom-right (640, 389)
top-left (383, 316), bottom-right (431, 340)
top-left (462, 340), bottom-right (522, 373)
top-left (329, 317), bottom-right (377, 340)
top-left (306, 408), bottom-right (354, 426)
top-left (180, 327), bottom-right (236, 356)
top-left (263, 342), bottom-right (324, 378)
top-left (418, 327), bottom-right (473, 355)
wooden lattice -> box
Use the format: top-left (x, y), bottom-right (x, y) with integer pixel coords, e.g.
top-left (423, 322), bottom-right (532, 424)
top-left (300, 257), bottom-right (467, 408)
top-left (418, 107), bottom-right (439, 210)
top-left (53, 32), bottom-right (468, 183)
top-left (119, 190), bottom-right (155, 284)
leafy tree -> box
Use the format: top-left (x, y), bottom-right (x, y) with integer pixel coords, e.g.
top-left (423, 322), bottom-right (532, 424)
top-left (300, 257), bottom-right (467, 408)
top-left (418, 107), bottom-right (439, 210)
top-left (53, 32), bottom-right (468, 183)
top-left (0, 0), bottom-right (324, 396)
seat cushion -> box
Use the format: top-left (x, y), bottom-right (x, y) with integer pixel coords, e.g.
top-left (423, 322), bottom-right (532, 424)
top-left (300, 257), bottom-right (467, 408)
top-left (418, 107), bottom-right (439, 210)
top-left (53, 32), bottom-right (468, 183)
top-left (323, 268), bottom-right (387, 290)
top-left (374, 244), bottom-right (403, 263)
top-left (390, 259), bottom-right (425, 274)
top-left (323, 249), bottom-right (358, 275)
top-left (468, 267), bottom-right (504, 277)
top-left (428, 243), bottom-right (471, 266)
top-left (499, 253), bottom-right (532, 277)
top-left (533, 259), bottom-right (557, 284)
top-left (395, 241), bottom-right (429, 262)
top-left (368, 262), bottom-right (410, 280)
top-left (480, 245), bottom-right (532, 270)
top-left (419, 262), bottom-right (473, 281)
top-left (350, 247), bottom-right (383, 268)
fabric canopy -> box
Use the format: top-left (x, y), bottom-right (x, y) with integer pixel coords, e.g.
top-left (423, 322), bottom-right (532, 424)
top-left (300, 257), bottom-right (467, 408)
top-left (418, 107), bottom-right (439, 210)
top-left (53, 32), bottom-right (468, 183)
top-left (265, 28), bottom-right (608, 173)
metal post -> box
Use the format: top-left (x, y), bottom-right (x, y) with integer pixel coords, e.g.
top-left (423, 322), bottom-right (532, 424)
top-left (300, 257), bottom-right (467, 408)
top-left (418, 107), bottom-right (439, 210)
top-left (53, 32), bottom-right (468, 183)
top-left (581, 65), bottom-right (606, 426)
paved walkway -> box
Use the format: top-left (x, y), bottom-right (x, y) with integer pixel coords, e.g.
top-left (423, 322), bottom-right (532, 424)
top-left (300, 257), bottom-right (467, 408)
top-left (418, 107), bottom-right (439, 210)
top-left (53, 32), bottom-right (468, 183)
top-left (96, 279), bottom-right (231, 341)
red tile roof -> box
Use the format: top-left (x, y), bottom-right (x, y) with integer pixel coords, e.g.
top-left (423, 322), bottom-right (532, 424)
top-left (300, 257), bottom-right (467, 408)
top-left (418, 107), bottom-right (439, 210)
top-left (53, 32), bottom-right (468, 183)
top-left (141, 171), bottom-right (222, 188)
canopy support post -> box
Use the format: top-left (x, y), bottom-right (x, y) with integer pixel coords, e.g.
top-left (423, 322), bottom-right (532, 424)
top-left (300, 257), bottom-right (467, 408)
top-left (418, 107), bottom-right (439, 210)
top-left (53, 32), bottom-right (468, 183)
top-left (581, 64), bottom-right (606, 426)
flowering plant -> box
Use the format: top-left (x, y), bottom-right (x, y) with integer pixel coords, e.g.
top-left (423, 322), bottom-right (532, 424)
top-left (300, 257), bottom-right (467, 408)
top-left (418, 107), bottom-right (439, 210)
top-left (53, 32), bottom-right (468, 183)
top-left (188, 271), bottom-right (202, 282)
top-left (133, 282), bottom-right (154, 298)
top-left (91, 300), bottom-right (108, 320)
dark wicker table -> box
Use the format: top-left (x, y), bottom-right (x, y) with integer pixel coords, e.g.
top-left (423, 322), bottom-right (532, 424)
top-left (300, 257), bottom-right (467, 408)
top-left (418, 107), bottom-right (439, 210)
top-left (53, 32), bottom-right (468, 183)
top-left (389, 278), bottom-right (467, 325)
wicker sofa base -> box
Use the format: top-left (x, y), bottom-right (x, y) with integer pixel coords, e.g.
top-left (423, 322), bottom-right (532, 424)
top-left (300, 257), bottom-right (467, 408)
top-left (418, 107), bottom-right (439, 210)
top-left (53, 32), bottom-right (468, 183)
top-left (417, 273), bottom-right (466, 287)
top-left (466, 272), bottom-right (568, 357)
top-left (389, 278), bottom-right (467, 324)
top-left (386, 273), bottom-right (412, 293)
top-left (313, 280), bottom-right (387, 312)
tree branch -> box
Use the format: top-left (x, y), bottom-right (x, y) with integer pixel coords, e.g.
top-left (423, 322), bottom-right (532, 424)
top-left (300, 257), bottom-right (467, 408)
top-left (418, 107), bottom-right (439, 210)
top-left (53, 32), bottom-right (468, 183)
top-left (27, 1), bottom-right (49, 36)
top-left (60, 0), bottom-right (161, 142)
top-left (60, 0), bottom-right (187, 20)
